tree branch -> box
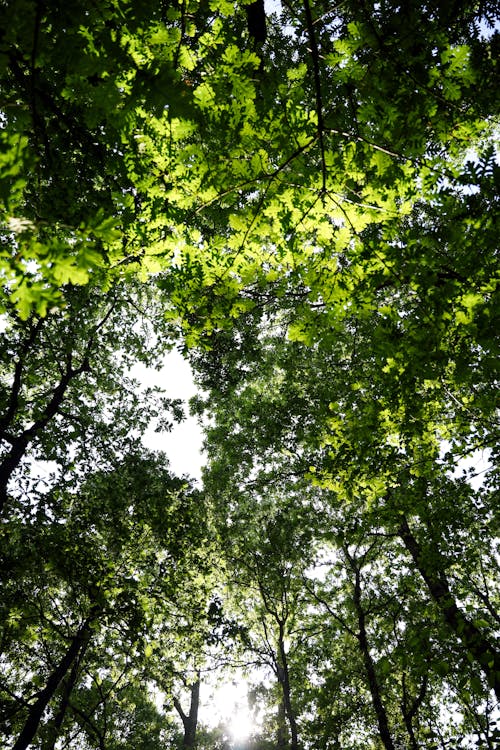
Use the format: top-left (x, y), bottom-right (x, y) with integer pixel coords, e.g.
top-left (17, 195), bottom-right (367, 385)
top-left (303, 0), bottom-right (326, 192)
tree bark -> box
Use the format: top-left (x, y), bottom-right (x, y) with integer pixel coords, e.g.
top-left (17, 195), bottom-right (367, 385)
top-left (0, 434), bottom-right (30, 514)
top-left (0, 362), bottom-right (87, 515)
top-left (399, 516), bottom-right (500, 700)
top-left (276, 630), bottom-right (299, 750)
top-left (12, 616), bottom-right (94, 750)
top-left (173, 677), bottom-right (200, 750)
top-left (348, 559), bottom-right (395, 750)
top-left (401, 671), bottom-right (427, 750)
top-left (277, 697), bottom-right (287, 750)
top-left (42, 642), bottom-right (87, 750)
top-left (246, 0), bottom-right (266, 43)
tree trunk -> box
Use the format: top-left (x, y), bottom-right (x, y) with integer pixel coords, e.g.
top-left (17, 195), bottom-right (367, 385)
top-left (42, 639), bottom-right (87, 750)
top-left (0, 305), bottom-right (113, 516)
top-left (277, 697), bottom-right (287, 750)
top-left (399, 516), bottom-right (500, 700)
top-left (0, 435), bottom-right (29, 514)
top-left (350, 563), bottom-right (395, 750)
top-left (401, 671), bottom-right (427, 750)
top-left (174, 677), bottom-right (200, 750)
top-left (276, 629), bottom-right (299, 750)
top-left (12, 616), bottom-right (93, 750)
top-left (0, 361), bottom-right (87, 515)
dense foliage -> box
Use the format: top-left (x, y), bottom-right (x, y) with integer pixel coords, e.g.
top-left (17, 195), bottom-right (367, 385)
top-left (0, 0), bottom-right (498, 748)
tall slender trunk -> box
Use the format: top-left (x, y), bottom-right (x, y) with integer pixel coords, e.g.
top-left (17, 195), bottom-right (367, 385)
top-left (42, 638), bottom-right (88, 750)
top-left (276, 629), bottom-right (299, 750)
top-left (173, 677), bottom-right (200, 750)
top-left (12, 616), bottom-right (94, 750)
top-left (350, 565), bottom-right (395, 750)
top-left (399, 516), bottom-right (500, 700)
top-left (401, 672), bottom-right (428, 750)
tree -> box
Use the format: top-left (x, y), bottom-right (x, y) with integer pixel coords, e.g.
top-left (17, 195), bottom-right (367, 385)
top-left (2, 1), bottom-right (497, 320)
top-left (221, 508), bottom-right (308, 750)
top-left (1, 1), bottom-right (498, 747)
top-left (190, 300), bottom-right (499, 744)
top-left (174, 678), bottom-right (201, 750)
top-left (0, 278), bottom-right (182, 515)
top-left (1, 452), bottom-right (217, 749)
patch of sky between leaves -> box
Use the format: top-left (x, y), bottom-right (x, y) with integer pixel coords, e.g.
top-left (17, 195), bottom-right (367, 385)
top-left (440, 441), bottom-right (492, 491)
top-left (130, 349), bottom-right (205, 481)
top-left (478, 16), bottom-right (500, 40)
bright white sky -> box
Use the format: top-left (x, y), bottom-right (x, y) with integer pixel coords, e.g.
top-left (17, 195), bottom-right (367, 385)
top-left (130, 350), bottom-right (205, 480)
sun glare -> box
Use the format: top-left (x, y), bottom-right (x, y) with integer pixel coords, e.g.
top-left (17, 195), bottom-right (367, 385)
top-left (205, 680), bottom-right (255, 743)
top-left (229, 701), bottom-right (254, 742)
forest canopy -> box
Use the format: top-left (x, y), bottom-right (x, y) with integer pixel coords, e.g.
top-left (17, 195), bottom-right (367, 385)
top-left (0, 1), bottom-right (499, 749)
